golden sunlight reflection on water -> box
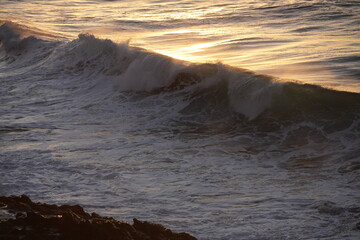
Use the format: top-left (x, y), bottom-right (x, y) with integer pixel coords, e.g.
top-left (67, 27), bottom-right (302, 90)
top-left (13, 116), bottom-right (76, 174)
top-left (1, 0), bottom-right (359, 92)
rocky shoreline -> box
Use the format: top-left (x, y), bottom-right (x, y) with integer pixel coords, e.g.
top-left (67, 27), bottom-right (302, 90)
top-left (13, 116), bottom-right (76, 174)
top-left (0, 195), bottom-right (197, 240)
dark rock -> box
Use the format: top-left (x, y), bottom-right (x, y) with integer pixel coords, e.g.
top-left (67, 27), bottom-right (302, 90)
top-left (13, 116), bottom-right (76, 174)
top-left (0, 195), bottom-right (197, 240)
top-left (133, 218), bottom-right (197, 240)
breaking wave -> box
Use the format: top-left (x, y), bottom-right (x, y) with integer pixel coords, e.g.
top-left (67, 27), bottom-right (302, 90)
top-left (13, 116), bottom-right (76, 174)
top-left (1, 21), bottom-right (360, 123)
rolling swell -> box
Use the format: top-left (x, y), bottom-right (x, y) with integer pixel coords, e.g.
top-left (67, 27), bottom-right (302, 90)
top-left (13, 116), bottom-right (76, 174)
top-left (1, 21), bottom-right (360, 127)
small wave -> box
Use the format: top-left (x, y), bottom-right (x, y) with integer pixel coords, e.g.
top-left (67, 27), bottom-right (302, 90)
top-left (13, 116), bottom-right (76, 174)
top-left (291, 26), bottom-right (324, 33)
top-left (0, 22), bottom-right (43, 52)
top-left (0, 21), bottom-right (60, 51)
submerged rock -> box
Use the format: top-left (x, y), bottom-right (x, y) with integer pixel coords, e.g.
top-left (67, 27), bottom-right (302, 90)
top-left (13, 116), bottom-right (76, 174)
top-left (0, 195), bottom-right (197, 240)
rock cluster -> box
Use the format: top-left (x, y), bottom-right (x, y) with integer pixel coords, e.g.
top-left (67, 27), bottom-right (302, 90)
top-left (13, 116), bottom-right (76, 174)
top-left (0, 195), bottom-right (197, 240)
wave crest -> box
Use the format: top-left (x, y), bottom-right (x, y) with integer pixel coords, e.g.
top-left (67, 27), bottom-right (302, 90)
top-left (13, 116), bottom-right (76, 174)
top-left (1, 21), bottom-right (360, 122)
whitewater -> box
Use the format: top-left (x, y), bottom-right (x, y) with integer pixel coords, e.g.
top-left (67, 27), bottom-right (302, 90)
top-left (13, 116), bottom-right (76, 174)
top-left (1, 0), bottom-right (360, 239)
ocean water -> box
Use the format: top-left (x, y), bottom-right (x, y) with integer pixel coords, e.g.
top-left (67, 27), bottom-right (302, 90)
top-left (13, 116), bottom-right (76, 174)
top-left (1, 0), bottom-right (360, 239)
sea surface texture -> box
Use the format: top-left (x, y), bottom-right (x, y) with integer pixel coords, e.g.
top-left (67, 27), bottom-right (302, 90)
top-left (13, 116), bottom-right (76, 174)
top-left (1, 0), bottom-right (360, 239)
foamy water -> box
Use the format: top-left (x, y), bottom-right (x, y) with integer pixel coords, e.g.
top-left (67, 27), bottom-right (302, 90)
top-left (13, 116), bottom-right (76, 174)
top-left (1, 1), bottom-right (360, 239)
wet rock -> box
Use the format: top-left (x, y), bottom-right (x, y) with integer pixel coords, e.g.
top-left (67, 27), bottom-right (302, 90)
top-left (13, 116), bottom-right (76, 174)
top-left (133, 218), bottom-right (196, 240)
top-left (0, 195), bottom-right (197, 240)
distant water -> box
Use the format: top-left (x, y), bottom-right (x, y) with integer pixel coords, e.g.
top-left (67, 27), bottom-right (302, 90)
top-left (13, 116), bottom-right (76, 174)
top-left (1, 0), bottom-right (360, 239)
